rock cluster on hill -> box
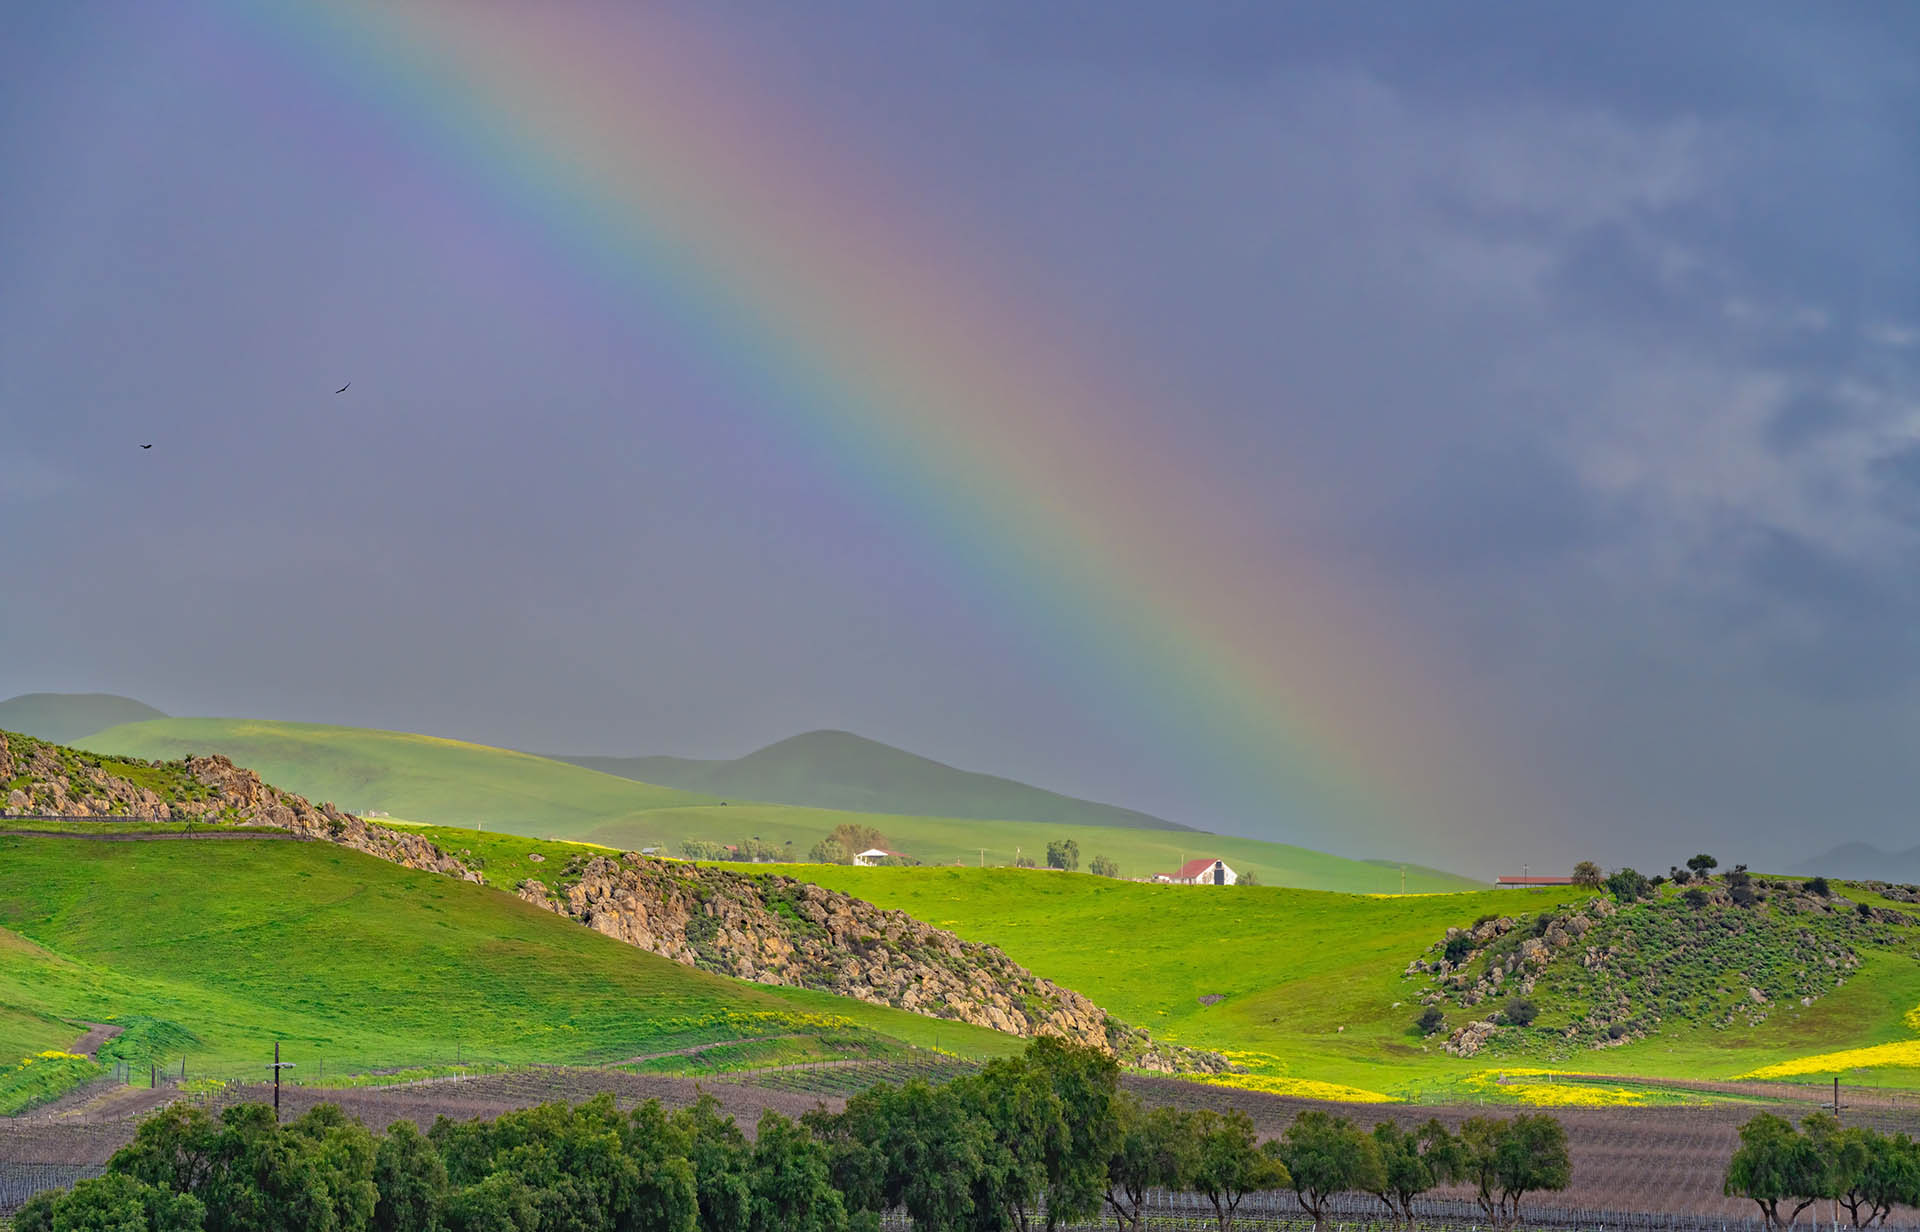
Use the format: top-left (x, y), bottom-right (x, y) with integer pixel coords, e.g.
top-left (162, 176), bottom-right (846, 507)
top-left (514, 853), bottom-right (1227, 1075)
top-left (1408, 884), bottom-right (1915, 1059)
top-left (0, 730), bottom-right (479, 882)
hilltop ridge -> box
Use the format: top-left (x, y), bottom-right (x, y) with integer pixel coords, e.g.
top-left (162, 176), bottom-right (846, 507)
top-left (550, 728), bottom-right (1195, 831)
top-left (0, 692), bottom-right (166, 744)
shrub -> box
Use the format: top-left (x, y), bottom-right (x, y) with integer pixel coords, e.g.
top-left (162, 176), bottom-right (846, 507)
top-left (1572, 861), bottom-right (1604, 887)
top-left (1671, 866), bottom-right (1693, 885)
top-left (1806, 876), bottom-right (1831, 898)
top-left (1684, 887), bottom-right (1712, 909)
top-left (1506, 998), bottom-right (1540, 1027)
top-left (1416, 1006), bottom-right (1446, 1036)
top-left (1606, 867), bottom-right (1652, 902)
top-left (1443, 935), bottom-right (1475, 965)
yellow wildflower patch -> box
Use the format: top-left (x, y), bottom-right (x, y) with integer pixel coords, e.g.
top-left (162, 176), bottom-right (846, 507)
top-left (1464, 1068), bottom-right (1648, 1107)
top-left (1741, 1040), bottom-right (1920, 1079)
top-left (1742, 1001), bottom-right (1920, 1079)
top-left (1196, 1072), bottom-right (1396, 1103)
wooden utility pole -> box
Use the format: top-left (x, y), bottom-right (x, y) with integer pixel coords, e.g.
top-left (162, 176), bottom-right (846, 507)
top-left (268, 1042), bottom-right (296, 1121)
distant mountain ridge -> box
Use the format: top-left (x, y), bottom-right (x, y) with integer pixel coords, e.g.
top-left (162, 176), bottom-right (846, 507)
top-left (549, 729), bottom-right (1196, 832)
top-left (0, 693), bottom-right (166, 744)
top-left (1795, 841), bottom-right (1920, 883)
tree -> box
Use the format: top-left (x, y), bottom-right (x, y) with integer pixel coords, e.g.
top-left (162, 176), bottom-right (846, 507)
top-left (829, 823), bottom-right (886, 857)
top-left (110, 1102), bottom-right (375, 1232)
top-left (1458, 1116), bottom-right (1570, 1228)
top-left (442, 1172), bottom-right (537, 1232)
top-left (1416, 1006), bottom-right (1445, 1036)
top-left (819, 1079), bottom-right (986, 1232)
top-left (1688, 853), bottom-right (1719, 877)
top-left (747, 1113), bottom-right (845, 1232)
top-left (681, 840), bottom-right (731, 861)
top-left (1237, 871), bottom-right (1259, 887)
top-left (1366, 1120), bottom-right (1459, 1228)
top-left (806, 838), bottom-right (851, 865)
top-left (1571, 861), bottom-right (1604, 888)
top-left (1022, 1037), bottom-right (1122, 1228)
top-left (1274, 1111), bottom-right (1379, 1232)
top-left (1089, 855), bottom-right (1120, 879)
top-left (1604, 867), bottom-right (1651, 902)
top-left (1725, 1113), bottom-right (1831, 1231)
top-left (673, 1096), bottom-right (753, 1232)
top-left (1190, 1110), bottom-right (1286, 1232)
top-left (1105, 1100), bottom-right (1197, 1232)
top-left (948, 1060), bottom-right (1058, 1232)
top-left (1044, 840), bottom-right (1080, 872)
top-left (1848, 1131), bottom-right (1920, 1227)
top-left (15, 1173), bottom-right (204, 1232)
top-left (372, 1119), bottom-right (447, 1232)
top-left (1504, 998), bottom-right (1539, 1028)
top-left (284, 1104), bottom-right (379, 1232)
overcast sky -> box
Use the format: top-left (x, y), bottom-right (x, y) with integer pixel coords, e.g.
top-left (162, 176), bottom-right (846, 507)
top-left (4, 3), bottom-right (1918, 871)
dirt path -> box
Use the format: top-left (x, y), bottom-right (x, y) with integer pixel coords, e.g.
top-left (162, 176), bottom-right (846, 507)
top-left (66, 1024), bottom-right (122, 1058)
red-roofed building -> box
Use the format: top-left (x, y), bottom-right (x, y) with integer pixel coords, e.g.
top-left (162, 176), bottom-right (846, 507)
top-left (1494, 875), bottom-right (1578, 888)
top-left (1167, 857), bottom-right (1237, 886)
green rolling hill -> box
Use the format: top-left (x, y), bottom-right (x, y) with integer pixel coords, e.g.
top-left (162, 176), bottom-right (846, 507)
top-left (81, 718), bottom-right (713, 829)
top-left (551, 728), bottom-right (1193, 830)
top-left (743, 863), bottom-right (1920, 1103)
top-left (0, 693), bottom-right (166, 744)
top-left (0, 833), bottom-right (1018, 1110)
top-left (80, 717), bottom-right (1480, 892)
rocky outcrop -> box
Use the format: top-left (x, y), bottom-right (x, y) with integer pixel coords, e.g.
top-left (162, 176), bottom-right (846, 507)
top-left (1407, 884), bottom-right (1908, 1060)
top-left (516, 854), bottom-right (1229, 1075)
top-left (0, 730), bottom-right (479, 883)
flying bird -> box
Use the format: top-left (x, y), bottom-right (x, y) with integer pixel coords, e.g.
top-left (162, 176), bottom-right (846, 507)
top-left (140, 444), bottom-right (152, 449)
top-left (335, 382), bottom-right (351, 394)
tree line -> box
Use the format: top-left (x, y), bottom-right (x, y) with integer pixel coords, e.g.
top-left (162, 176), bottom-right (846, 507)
top-left (1726, 1111), bottom-right (1920, 1230)
top-left (18, 1039), bottom-right (1573, 1232)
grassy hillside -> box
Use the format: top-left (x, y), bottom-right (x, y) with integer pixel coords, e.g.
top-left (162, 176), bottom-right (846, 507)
top-left (81, 719), bottom-right (713, 830)
top-left (554, 729), bottom-right (1192, 831)
top-left (80, 718), bottom-right (1480, 892)
top-left (570, 806), bottom-right (1479, 894)
top-left (0, 833), bottom-right (1018, 1107)
top-left (0, 693), bottom-right (166, 744)
top-left (762, 865), bottom-right (1920, 1101)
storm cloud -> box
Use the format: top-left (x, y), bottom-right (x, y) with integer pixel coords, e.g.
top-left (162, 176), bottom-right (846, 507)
top-left (3, 3), bottom-right (1917, 871)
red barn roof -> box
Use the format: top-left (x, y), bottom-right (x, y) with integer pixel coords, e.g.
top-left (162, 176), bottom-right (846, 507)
top-left (1176, 857), bottom-right (1223, 879)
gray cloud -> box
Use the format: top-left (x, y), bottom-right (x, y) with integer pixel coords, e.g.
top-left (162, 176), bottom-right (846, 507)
top-left (3, 3), bottom-right (1918, 870)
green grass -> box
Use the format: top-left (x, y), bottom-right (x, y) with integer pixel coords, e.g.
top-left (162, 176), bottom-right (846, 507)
top-left (80, 719), bottom-right (714, 828)
top-left (738, 865), bottom-right (1920, 1101)
top-left (0, 833), bottom-right (1018, 1107)
top-left (77, 719), bottom-right (1480, 893)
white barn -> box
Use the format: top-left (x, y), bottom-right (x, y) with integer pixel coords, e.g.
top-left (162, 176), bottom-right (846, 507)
top-left (1169, 857), bottom-right (1237, 886)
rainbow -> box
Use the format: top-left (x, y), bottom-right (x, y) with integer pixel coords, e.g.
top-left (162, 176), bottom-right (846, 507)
top-left (221, 2), bottom-right (1519, 847)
